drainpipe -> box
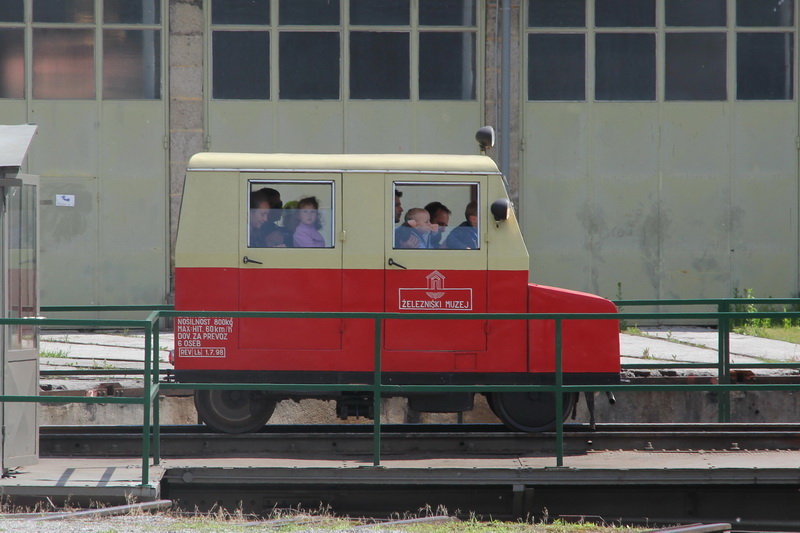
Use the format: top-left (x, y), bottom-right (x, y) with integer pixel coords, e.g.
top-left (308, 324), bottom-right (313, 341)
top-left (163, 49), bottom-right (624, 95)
top-left (500, 0), bottom-right (511, 180)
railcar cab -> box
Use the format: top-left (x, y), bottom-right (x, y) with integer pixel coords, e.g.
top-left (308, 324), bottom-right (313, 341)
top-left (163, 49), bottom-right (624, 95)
top-left (174, 130), bottom-right (620, 434)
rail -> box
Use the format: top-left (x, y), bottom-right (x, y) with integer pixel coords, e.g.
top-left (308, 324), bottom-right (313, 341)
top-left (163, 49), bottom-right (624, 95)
top-left (2, 299), bottom-right (798, 487)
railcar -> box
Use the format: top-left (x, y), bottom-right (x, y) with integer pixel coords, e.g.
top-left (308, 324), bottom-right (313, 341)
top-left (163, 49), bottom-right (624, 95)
top-left (173, 129), bottom-right (620, 433)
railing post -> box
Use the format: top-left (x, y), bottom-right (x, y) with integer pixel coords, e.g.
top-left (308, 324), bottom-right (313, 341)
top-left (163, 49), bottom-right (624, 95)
top-left (717, 302), bottom-right (731, 423)
top-left (555, 318), bottom-right (564, 467)
top-left (373, 317), bottom-right (382, 467)
top-left (152, 314), bottom-right (161, 465)
top-left (142, 321), bottom-right (152, 486)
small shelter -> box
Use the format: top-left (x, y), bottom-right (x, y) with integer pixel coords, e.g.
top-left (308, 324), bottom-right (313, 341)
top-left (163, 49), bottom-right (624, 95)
top-left (0, 124), bottom-right (39, 472)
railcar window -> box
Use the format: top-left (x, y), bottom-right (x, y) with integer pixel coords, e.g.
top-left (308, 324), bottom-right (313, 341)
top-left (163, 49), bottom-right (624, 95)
top-left (528, 0), bottom-right (585, 28)
top-left (393, 182), bottom-right (480, 250)
top-left (248, 181), bottom-right (335, 249)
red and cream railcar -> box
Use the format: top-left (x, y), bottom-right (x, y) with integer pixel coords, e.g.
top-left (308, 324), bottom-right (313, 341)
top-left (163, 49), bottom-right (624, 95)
top-left (174, 145), bottom-right (619, 433)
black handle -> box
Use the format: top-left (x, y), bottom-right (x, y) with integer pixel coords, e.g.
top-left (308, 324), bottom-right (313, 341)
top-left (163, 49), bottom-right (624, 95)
top-left (388, 258), bottom-right (407, 270)
top-left (243, 256), bottom-right (263, 265)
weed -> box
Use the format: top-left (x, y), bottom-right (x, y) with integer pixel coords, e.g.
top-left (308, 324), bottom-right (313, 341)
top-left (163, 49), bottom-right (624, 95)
top-left (39, 349), bottom-right (70, 359)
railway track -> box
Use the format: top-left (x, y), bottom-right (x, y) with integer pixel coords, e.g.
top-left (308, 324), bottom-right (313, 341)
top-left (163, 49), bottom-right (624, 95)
top-left (40, 422), bottom-right (800, 457)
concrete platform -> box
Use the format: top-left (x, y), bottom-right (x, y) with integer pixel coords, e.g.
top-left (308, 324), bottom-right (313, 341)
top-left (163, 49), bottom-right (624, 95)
top-left (3, 448), bottom-right (799, 526)
top-left (0, 457), bottom-right (162, 504)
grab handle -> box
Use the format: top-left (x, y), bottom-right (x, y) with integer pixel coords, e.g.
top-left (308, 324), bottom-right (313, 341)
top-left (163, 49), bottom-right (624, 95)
top-left (387, 258), bottom-right (407, 270)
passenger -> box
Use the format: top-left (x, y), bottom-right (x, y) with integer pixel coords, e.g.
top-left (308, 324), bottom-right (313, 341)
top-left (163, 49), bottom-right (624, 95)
top-left (293, 196), bottom-right (326, 248)
top-left (279, 200), bottom-right (299, 246)
top-left (262, 188), bottom-right (287, 247)
top-left (425, 201), bottom-right (451, 248)
top-left (395, 207), bottom-right (438, 249)
top-left (445, 201), bottom-right (479, 250)
top-left (395, 190), bottom-right (404, 223)
top-left (248, 188), bottom-right (272, 248)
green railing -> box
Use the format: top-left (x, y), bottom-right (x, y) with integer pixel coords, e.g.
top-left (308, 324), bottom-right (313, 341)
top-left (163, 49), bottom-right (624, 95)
top-left (3, 300), bottom-right (799, 488)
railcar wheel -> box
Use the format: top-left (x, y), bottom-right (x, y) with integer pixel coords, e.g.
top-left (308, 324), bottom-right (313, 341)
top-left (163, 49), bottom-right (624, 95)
top-left (490, 391), bottom-right (578, 432)
top-left (194, 389), bottom-right (277, 434)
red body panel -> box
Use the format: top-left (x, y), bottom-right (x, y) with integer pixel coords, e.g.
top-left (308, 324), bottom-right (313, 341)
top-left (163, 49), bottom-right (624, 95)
top-left (174, 267), bottom-right (619, 378)
top-left (528, 284), bottom-right (621, 374)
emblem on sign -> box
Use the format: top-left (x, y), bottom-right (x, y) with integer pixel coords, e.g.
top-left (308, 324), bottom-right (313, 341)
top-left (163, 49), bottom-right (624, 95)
top-left (399, 271), bottom-right (473, 311)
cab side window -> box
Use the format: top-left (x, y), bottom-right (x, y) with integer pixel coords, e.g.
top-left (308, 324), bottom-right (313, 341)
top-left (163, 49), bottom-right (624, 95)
top-left (248, 180), bottom-right (335, 248)
top-left (393, 182), bottom-right (479, 250)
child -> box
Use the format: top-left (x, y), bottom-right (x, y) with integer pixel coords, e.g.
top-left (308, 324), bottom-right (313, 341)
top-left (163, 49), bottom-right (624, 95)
top-left (292, 196), bottom-right (326, 248)
top-left (395, 207), bottom-right (438, 249)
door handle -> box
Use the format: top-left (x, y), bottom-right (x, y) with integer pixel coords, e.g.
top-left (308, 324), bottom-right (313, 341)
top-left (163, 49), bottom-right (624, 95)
top-left (388, 258), bottom-right (407, 269)
top-left (243, 256), bottom-right (263, 265)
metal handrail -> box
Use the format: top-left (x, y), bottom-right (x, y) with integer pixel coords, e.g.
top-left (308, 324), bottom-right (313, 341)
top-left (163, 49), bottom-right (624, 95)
top-left (3, 300), bottom-right (799, 485)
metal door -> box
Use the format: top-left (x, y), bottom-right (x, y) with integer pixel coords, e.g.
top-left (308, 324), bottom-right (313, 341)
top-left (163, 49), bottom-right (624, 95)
top-left (238, 175), bottom-right (344, 354)
top-left (2, 174), bottom-right (39, 470)
top-left (383, 177), bottom-right (489, 371)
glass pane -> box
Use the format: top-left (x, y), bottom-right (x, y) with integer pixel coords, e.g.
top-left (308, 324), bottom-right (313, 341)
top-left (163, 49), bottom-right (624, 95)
top-left (280, 0), bottom-right (339, 25)
top-left (737, 0), bottom-right (794, 27)
top-left (595, 33), bottom-right (655, 100)
top-left (212, 0), bottom-right (270, 25)
top-left (280, 32), bottom-right (339, 99)
top-left (213, 31), bottom-right (270, 99)
top-left (9, 185), bottom-right (38, 350)
top-left (249, 182), bottom-right (335, 248)
top-left (419, 32), bottom-right (475, 100)
top-left (394, 183), bottom-right (479, 250)
top-left (737, 32), bottom-right (794, 100)
top-left (104, 0), bottom-right (161, 24)
top-left (528, 0), bottom-right (585, 28)
top-left (350, 32), bottom-right (409, 99)
top-left (0, 29), bottom-right (24, 98)
top-left (33, 0), bottom-right (95, 23)
top-left (666, 0), bottom-right (726, 27)
top-left (0, 1), bottom-right (24, 22)
top-left (350, 0), bottom-right (409, 25)
top-left (33, 29), bottom-right (95, 99)
top-left (420, 0), bottom-right (476, 26)
top-left (103, 29), bottom-right (161, 99)
top-left (666, 33), bottom-right (726, 100)
top-left (528, 33), bottom-right (585, 101)
top-left (596, 0), bottom-right (655, 27)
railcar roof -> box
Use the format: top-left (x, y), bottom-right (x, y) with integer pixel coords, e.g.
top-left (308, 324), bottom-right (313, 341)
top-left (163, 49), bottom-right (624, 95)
top-left (188, 152), bottom-right (502, 174)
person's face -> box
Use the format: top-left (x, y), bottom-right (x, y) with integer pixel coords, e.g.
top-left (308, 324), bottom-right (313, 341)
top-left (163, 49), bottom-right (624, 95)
top-left (250, 202), bottom-right (270, 229)
top-left (468, 214), bottom-right (478, 227)
top-left (432, 210), bottom-right (449, 232)
top-left (395, 196), bottom-right (403, 223)
top-left (299, 206), bottom-right (318, 226)
top-left (412, 211), bottom-right (433, 234)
